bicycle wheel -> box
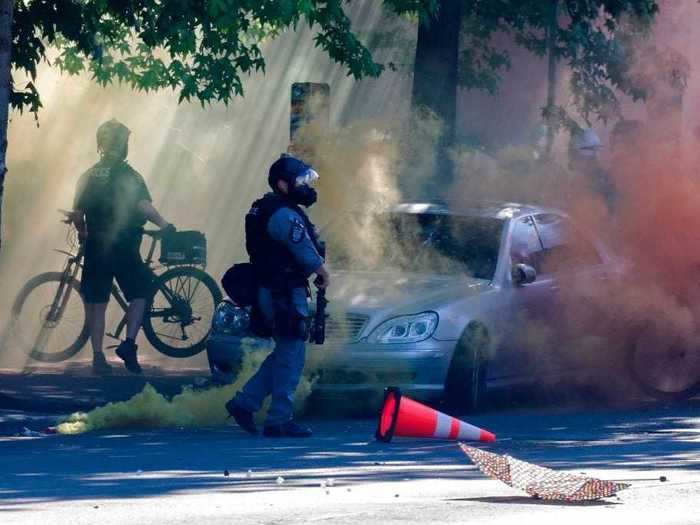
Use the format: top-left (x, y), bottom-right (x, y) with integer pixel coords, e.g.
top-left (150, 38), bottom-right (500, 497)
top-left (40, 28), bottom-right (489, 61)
top-left (628, 327), bottom-right (700, 401)
top-left (143, 266), bottom-right (222, 358)
top-left (11, 272), bottom-right (89, 362)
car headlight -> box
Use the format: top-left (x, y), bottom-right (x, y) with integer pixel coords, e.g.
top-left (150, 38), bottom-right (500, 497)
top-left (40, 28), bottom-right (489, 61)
top-left (369, 312), bottom-right (439, 344)
top-left (212, 301), bottom-right (251, 336)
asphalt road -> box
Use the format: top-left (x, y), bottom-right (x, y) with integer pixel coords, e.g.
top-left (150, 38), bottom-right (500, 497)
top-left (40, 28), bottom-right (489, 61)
top-left (1, 392), bottom-right (698, 524)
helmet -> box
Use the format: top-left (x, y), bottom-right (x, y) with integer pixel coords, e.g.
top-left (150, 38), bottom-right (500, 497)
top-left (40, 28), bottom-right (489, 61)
top-left (268, 154), bottom-right (320, 207)
top-left (570, 128), bottom-right (602, 157)
top-left (96, 119), bottom-right (130, 159)
top-left (268, 154), bottom-right (318, 190)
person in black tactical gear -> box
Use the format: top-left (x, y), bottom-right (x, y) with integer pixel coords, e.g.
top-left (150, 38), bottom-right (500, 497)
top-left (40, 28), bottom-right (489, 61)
top-left (73, 119), bottom-right (174, 375)
top-left (226, 154), bottom-right (329, 438)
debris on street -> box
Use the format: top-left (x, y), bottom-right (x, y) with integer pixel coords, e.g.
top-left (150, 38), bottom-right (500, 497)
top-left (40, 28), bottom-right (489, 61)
top-left (459, 443), bottom-right (631, 501)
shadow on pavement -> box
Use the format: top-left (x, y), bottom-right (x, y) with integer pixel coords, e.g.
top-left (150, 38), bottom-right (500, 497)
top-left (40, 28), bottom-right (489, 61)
top-left (446, 496), bottom-right (619, 507)
top-left (0, 362), bottom-right (210, 413)
top-left (0, 399), bottom-right (698, 507)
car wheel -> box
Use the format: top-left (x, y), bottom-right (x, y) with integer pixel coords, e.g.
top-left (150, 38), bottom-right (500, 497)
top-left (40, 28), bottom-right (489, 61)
top-left (627, 326), bottom-right (700, 401)
top-left (444, 322), bottom-right (489, 413)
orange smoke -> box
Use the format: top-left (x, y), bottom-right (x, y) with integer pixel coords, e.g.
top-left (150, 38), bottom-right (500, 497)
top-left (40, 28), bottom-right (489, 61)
top-left (552, 116), bottom-right (700, 398)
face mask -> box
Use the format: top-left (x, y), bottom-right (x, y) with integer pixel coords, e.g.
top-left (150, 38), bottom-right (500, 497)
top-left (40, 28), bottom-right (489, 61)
top-left (289, 184), bottom-right (318, 207)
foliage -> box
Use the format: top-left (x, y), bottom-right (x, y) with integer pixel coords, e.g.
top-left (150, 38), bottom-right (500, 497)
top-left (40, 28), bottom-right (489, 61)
top-left (384, 0), bottom-right (661, 127)
top-left (470, 1), bottom-right (660, 125)
top-left (10, 0), bottom-right (667, 127)
top-left (11, 0), bottom-right (390, 114)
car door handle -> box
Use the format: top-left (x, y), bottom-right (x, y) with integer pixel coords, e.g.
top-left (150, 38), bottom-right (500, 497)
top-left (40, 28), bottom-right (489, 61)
top-left (549, 285), bottom-right (560, 292)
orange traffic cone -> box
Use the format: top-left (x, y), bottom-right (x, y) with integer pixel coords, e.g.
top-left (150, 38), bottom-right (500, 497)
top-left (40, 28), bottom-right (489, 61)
top-left (375, 387), bottom-right (496, 443)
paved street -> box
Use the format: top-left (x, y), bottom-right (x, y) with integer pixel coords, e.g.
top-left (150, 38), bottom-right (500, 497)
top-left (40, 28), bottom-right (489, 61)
top-left (1, 367), bottom-right (698, 524)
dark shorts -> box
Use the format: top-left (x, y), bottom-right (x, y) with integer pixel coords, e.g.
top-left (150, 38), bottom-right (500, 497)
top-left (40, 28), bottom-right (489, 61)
top-left (81, 237), bottom-right (154, 304)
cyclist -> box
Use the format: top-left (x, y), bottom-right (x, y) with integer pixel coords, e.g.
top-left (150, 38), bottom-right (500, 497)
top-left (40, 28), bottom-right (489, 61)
top-left (72, 119), bottom-right (174, 375)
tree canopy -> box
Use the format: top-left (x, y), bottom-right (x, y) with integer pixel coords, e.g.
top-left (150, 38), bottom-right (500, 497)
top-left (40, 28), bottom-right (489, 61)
top-left (11, 0), bottom-right (665, 126)
top-left (410, 1), bottom-right (661, 126)
top-left (12, 0), bottom-right (401, 115)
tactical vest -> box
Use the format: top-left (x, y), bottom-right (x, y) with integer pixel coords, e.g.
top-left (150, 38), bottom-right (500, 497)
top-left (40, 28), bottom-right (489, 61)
top-left (245, 193), bottom-right (319, 290)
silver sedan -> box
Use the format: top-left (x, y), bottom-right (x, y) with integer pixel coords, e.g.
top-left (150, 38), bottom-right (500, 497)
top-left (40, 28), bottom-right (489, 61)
top-left (207, 201), bottom-right (620, 409)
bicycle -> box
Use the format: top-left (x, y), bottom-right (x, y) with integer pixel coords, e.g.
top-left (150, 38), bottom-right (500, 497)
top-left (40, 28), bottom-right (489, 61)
top-left (11, 210), bottom-right (223, 363)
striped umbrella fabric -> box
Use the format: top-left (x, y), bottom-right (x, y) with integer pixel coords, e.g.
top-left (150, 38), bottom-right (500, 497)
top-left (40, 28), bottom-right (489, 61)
top-left (459, 443), bottom-right (630, 501)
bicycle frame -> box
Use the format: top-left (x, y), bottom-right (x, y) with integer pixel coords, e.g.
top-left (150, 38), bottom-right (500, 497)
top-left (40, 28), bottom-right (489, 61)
top-left (48, 245), bottom-right (84, 325)
top-left (31, 244), bottom-right (85, 353)
top-left (45, 219), bottom-right (205, 344)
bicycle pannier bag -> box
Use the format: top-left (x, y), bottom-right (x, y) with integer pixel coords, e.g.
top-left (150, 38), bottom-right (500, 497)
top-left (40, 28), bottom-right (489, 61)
top-left (221, 263), bottom-right (257, 307)
top-left (160, 230), bottom-right (207, 265)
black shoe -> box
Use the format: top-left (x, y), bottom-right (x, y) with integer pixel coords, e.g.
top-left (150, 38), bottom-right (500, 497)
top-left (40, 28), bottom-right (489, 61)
top-left (263, 420), bottom-right (312, 438)
top-left (225, 399), bottom-right (258, 435)
top-left (115, 340), bottom-right (142, 374)
top-left (92, 353), bottom-right (113, 376)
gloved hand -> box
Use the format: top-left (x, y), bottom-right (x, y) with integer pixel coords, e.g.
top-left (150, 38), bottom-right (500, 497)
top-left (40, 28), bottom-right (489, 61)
top-left (162, 223), bottom-right (176, 237)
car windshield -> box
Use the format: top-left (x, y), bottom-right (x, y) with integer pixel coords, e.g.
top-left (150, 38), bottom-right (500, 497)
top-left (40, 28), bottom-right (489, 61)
top-left (325, 212), bottom-right (504, 280)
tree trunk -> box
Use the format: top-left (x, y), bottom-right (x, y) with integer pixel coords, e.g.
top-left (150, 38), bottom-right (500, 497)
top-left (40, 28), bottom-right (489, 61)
top-left (0, 0), bottom-right (12, 253)
top-left (544, 0), bottom-right (559, 158)
top-left (411, 0), bottom-right (462, 193)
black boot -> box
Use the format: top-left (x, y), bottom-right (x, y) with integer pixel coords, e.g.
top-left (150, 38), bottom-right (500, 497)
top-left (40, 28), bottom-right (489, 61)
top-left (263, 420), bottom-right (312, 438)
top-left (92, 352), bottom-right (113, 376)
top-left (225, 399), bottom-right (258, 435)
top-left (115, 339), bottom-right (142, 374)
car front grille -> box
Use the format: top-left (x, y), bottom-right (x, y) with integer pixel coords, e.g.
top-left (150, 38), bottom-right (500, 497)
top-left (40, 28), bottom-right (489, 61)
top-left (325, 313), bottom-right (369, 342)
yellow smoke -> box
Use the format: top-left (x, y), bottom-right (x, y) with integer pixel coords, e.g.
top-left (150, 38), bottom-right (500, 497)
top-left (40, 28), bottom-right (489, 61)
top-left (56, 349), bottom-right (318, 434)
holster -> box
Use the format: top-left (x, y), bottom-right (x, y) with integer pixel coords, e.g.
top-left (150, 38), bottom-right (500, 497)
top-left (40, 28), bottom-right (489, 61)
top-left (250, 304), bottom-right (273, 338)
top-left (270, 285), bottom-right (310, 340)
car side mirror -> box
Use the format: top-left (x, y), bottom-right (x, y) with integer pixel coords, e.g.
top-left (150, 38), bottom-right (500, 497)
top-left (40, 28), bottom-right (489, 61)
top-left (512, 264), bottom-right (537, 286)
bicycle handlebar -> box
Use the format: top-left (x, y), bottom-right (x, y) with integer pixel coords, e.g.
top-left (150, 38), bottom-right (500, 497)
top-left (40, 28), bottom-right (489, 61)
top-left (60, 209), bottom-right (166, 240)
top-left (143, 229), bottom-right (164, 239)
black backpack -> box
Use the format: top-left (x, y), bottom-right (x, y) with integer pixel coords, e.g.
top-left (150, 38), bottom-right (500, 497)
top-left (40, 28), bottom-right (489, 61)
top-left (221, 263), bottom-right (257, 307)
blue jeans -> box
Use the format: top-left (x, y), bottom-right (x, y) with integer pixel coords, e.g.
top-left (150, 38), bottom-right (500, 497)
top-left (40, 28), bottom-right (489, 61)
top-left (234, 287), bottom-right (308, 426)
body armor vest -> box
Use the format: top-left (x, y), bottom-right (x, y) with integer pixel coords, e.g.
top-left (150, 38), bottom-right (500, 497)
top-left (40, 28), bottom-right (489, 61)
top-left (245, 193), bottom-right (320, 290)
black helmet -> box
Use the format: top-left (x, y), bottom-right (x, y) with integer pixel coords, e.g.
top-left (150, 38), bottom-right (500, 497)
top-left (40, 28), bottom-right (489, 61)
top-left (96, 119), bottom-right (130, 159)
top-left (268, 154), bottom-right (319, 207)
top-left (268, 154), bottom-right (312, 190)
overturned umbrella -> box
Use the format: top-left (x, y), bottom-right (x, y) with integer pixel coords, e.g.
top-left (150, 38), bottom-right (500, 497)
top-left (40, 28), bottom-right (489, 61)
top-left (459, 443), bottom-right (630, 502)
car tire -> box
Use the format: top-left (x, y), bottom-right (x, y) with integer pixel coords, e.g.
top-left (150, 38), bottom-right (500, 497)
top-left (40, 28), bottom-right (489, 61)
top-left (627, 326), bottom-right (700, 401)
top-left (444, 322), bottom-right (489, 413)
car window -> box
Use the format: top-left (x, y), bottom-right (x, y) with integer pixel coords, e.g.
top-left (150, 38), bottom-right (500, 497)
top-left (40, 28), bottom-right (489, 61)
top-left (510, 216), bottom-right (545, 273)
top-left (325, 213), bottom-right (504, 280)
top-left (534, 214), bottom-right (602, 272)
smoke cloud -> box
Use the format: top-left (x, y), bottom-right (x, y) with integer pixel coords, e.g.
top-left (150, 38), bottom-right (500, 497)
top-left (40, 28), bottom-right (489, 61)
top-left (441, 4), bottom-right (700, 399)
top-left (56, 347), bottom-right (319, 434)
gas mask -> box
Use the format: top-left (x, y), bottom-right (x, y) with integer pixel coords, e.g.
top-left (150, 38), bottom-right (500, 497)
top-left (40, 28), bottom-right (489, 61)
top-left (288, 168), bottom-right (319, 207)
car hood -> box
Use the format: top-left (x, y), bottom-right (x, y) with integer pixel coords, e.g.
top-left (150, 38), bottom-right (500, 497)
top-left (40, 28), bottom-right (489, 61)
top-left (327, 270), bottom-right (491, 318)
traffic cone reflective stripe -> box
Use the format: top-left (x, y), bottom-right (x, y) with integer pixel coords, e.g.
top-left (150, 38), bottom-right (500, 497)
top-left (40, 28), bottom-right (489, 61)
top-left (376, 387), bottom-right (496, 443)
top-left (448, 417), bottom-right (460, 439)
